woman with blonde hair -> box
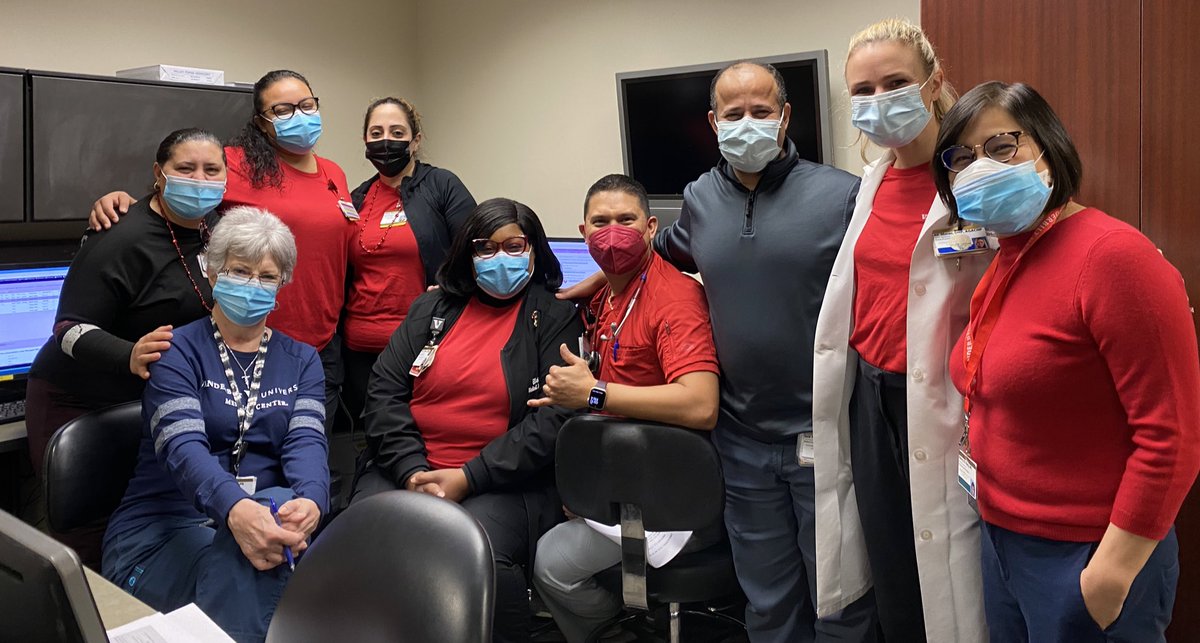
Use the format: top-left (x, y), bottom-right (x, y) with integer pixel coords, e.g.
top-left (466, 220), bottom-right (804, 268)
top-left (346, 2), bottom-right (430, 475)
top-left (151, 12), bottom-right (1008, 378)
top-left (813, 18), bottom-right (988, 641)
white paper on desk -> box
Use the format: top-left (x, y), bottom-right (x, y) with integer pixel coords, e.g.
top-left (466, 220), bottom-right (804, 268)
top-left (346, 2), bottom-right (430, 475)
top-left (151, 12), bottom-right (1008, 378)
top-left (107, 603), bottom-right (234, 643)
top-left (583, 519), bottom-right (692, 568)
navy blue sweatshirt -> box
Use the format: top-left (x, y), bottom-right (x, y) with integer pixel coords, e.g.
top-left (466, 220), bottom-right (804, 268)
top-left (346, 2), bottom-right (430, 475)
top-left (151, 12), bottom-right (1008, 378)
top-left (105, 317), bottom-right (329, 542)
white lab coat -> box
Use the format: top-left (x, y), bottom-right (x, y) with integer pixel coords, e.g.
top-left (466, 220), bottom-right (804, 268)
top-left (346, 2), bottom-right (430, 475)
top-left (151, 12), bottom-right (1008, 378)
top-left (811, 153), bottom-right (990, 642)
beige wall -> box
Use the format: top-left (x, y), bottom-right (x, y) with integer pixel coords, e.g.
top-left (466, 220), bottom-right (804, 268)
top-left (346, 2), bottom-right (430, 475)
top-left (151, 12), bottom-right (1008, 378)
top-left (413, 0), bottom-right (920, 236)
top-left (0, 0), bottom-right (418, 184)
top-left (2, 0), bottom-right (919, 234)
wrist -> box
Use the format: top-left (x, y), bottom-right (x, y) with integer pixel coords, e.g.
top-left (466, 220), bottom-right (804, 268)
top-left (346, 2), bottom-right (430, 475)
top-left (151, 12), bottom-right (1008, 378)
top-left (1084, 554), bottom-right (1138, 589)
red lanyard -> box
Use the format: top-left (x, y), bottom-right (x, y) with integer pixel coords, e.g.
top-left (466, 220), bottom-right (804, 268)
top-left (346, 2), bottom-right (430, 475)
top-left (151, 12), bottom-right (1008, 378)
top-left (961, 206), bottom-right (1065, 425)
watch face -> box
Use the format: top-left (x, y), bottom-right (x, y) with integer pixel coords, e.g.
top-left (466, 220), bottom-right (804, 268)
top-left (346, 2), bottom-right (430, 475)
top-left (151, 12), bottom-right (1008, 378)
top-left (588, 387), bottom-right (606, 409)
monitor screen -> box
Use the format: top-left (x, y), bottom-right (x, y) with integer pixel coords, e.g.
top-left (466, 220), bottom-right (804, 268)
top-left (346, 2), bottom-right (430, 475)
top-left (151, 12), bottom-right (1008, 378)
top-left (548, 238), bottom-right (600, 290)
top-left (0, 264), bottom-right (69, 377)
top-left (618, 52), bottom-right (832, 198)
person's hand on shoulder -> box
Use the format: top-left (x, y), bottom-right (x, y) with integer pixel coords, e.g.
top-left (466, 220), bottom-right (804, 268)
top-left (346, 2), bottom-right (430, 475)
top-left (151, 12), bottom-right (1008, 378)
top-left (226, 498), bottom-right (307, 571)
top-left (129, 325), bottom-right (173, 380)
top-left (89, 191), bottom-right (137, 231)
top-left (556, 271), bottom-right (605, 301)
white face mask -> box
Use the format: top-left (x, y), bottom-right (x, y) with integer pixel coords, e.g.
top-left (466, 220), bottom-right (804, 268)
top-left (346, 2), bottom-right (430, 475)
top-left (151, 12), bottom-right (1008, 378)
top-left (715, 113), bottom-right (784, 173)
top-left (850, 79), bottom-right (932, 149)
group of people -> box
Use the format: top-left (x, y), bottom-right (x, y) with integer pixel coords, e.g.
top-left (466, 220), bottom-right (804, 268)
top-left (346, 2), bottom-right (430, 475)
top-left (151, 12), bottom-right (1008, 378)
top-left (20, 16), bottom-right (1198, 643)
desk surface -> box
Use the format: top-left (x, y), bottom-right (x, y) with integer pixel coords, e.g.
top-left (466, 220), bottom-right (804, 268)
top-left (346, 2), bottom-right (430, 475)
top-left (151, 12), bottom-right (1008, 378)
top-left (85, 567), bottom-right (157, 630)
top-left (0, 419), bottom-right (26, 453)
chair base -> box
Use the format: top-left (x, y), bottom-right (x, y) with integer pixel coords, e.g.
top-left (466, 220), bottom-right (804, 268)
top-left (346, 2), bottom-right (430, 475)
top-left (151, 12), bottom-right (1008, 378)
top-left (581, 599), bottom-right (747, 643)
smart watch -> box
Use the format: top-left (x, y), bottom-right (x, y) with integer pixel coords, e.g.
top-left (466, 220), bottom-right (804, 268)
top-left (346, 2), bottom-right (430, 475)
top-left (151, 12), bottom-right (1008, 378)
top-left (587, 380), bottom-right (608, 411)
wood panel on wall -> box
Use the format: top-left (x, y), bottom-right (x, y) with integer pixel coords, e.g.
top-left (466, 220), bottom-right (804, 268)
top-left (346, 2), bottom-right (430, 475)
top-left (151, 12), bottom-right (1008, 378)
top-left (1141, 1), bottom-right (1200, 638)
top-left (921, 0), bottom-right (1141, 227)
top-left (924, 0), bottom-right (1199, 638)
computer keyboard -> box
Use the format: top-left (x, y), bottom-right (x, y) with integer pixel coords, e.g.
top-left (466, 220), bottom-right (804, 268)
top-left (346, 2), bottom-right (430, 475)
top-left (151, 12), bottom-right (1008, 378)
top-left (0, 398), bottom-right (25, 423)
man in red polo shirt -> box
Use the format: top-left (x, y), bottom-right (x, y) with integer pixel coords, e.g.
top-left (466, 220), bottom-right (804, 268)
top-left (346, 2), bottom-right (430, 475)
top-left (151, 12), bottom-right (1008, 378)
top-left (528, 174), bottom-right (720, 643)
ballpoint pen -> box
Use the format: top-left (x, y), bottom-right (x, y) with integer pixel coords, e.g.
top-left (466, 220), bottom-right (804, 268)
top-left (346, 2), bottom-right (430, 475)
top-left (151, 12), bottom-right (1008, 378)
top-left (268, 497), bottom-right (296, 572)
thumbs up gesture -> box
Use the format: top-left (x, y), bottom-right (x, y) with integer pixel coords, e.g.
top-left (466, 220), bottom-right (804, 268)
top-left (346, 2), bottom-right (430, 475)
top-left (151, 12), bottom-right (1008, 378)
top-left (528, 343), bottom-right (596, 409)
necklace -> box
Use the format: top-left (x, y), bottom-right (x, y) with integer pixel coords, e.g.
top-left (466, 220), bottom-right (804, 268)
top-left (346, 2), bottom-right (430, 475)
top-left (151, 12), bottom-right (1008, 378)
top-left (154, 195), bottom-right (212, 313)
top-left (226, 345), bottom-right (256, 388)
top-left (356, 181), bottom-right (403, 254)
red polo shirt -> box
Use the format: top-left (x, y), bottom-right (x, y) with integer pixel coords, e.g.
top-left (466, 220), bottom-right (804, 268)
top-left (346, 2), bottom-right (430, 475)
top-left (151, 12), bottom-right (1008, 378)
top-left (590, 253), bottom-right (719, 387)
top-left (222, 146), bottom-right (354, 351)
top-left (343, 179), bottom-right (426, 352)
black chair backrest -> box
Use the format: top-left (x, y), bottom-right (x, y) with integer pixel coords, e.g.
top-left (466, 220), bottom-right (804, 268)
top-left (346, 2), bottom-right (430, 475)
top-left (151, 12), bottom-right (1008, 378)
top-left (555, 414), bottom-right (724, 532)
top-left (43, 401), bottom-right (143, 532)
top-left (267, 490), bottom-right (495, 643)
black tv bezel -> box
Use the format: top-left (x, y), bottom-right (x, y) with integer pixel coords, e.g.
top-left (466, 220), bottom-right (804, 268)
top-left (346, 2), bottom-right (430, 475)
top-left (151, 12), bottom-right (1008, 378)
top-left (615, 50), bottom-right (834, 200)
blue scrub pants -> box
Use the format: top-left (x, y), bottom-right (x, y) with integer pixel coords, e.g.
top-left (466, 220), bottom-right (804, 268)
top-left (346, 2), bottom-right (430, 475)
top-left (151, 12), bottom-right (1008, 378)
top-left (711, 426), bottom-right (878, 643)
top-left (980, 521), bottom-right (1178, 642)
top-left (102, 487), bottom-right (298, 643)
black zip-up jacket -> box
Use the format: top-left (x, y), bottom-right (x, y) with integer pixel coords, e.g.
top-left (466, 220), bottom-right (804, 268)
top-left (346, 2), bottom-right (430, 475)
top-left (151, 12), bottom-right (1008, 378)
top-left (360, 284), bottom-right (584, 493)
top-left (351, 162), bottom-right (476, 287)
top-left (654, 139), bottom-right (859, 443)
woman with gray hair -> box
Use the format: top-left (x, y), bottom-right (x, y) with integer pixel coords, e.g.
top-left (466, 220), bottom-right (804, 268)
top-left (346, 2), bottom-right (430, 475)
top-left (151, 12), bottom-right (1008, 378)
top-left (102, 207), bottom-right (329, 643)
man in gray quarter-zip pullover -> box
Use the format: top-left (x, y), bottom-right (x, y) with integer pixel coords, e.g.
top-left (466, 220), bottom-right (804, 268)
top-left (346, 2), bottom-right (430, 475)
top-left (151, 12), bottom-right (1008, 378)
top-left (652, 61), bottom-right (878, 643)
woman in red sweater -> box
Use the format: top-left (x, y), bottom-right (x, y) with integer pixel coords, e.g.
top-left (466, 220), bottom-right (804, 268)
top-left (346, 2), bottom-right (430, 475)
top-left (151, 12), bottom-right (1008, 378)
top-left (90, 70), bottom-right (355, 434)
top-left (933, 81), bottom-right (1200, 642)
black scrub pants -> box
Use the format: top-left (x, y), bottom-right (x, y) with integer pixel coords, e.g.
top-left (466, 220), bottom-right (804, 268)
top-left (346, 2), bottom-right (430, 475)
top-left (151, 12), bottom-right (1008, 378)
top-left (848, 357), bottom-right (927, 642)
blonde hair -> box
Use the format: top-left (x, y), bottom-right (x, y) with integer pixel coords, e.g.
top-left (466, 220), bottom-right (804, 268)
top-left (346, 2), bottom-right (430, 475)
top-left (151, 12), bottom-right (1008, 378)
top-left (847, 18), bottom-right (958, 159)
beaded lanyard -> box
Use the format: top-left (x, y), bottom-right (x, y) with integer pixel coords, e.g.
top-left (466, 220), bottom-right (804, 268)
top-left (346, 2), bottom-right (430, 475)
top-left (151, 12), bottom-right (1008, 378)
top-left (356, 182), bottom-right (403, 254)
top-left (212, 320), bottom-right (270, 475)
top-left (154, 195), bottom-right (212, 312)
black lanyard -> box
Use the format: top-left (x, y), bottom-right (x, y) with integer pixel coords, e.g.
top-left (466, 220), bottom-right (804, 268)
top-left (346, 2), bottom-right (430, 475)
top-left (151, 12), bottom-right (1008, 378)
top-left (212, 319), bottom-right (270, 475)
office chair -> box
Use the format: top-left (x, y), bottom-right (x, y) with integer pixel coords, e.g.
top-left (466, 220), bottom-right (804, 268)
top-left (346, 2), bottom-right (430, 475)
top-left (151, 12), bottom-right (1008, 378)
top-left (267, 490), bottom-right (495, 643)
top-left (43, 401), bottom-right (143, 533)
top-left (555, 414), bottom-right (745, 643)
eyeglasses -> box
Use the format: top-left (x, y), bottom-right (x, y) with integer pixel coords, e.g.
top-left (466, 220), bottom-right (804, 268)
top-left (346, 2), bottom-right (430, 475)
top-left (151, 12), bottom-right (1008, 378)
top-left (219, 267), bottom-right (282, 292)
top-left (260, 97), bottom-right (320, 121)
top-left (940, 131), bottom-right (1029, 172)
top-left (472, 235), bottom-right (529, 259)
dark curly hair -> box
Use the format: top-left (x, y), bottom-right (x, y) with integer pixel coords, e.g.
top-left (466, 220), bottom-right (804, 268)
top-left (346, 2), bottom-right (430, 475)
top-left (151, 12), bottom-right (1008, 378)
top-left (229, 70), bottom-right (313, 190)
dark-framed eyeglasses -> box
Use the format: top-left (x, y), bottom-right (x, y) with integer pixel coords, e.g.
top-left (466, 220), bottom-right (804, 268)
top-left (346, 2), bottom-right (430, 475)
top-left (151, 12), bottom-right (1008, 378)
top-left (940, 130), bottom-right (1028, 172)
top-left (472, 235), bottom-right (529, 259)
top-left (260, 97), bottom-right (320, 121)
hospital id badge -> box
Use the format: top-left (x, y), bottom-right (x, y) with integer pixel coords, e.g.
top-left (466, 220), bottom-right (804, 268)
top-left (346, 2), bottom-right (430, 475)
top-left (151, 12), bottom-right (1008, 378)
top-left (957, 450), bottom-right (978, 501)
top-left (236, 475), bottom-right (257, 495)
top-left (410, 344), bottom-right (438, 377)
top-left (338, 199), bottom-right (360, 221)
top-left (197, 252), bottom-right (209, 279)
top-left (932, 225), bottom-right (991, 258)
top-left (380, 209), bottom-right (408, 228)
top-left (797, 433), bottom-right (814, 467)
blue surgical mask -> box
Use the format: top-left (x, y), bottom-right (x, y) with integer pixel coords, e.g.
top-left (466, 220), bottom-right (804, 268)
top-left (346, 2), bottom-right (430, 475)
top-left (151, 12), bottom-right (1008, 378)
top-left (272, 111), bottom-right (323, 154)
top-left (850, 80), bottom-right (932, 149)
top-left (716, 114), bottom-right (784, 173)
top-left (951, 156), bottom-right (1052, 236)
top-left (473, 252), bottom-right (532, 299)
top-left (161, 174), bottom-right (225, 220)
top-left (212, 274), bottom-right (277, 326)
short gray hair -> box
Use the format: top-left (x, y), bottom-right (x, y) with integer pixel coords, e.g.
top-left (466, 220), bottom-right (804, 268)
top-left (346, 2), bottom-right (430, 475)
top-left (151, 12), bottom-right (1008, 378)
top-left (207, 206), bottom-right (298, 283)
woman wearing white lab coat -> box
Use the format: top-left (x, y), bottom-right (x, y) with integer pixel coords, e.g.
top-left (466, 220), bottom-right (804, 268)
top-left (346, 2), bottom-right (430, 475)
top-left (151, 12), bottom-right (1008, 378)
top-left (812, 19), bottom-right (989, 642)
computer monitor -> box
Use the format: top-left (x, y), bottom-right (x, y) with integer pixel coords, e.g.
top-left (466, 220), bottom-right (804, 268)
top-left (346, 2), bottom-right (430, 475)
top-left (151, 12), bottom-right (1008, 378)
top-left (0, 263), bottom-right (70, 378)
top-left (548, 238), bottom-right (600, 290)
top-left (0, 508), bottom-right (107, 642)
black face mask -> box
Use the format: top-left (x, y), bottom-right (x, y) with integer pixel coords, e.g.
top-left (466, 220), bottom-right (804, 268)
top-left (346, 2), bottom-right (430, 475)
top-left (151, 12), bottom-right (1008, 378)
top-left (365, 139), bottom-right (412, 178)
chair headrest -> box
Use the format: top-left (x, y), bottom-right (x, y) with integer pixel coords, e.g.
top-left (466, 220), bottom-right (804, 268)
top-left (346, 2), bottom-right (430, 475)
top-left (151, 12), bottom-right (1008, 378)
top-left (555, 414), bottom-right (723, 531)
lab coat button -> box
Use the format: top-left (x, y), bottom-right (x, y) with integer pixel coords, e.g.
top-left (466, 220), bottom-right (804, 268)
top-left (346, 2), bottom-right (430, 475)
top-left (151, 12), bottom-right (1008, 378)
top-left (919, 529), bottom-right (933, 541)
top-left (914, 283), bottom-right (927, 296)
top-left (913, 449), bottom-right (927, 462)
top-left (912, 368), bottom-right (925, 382)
